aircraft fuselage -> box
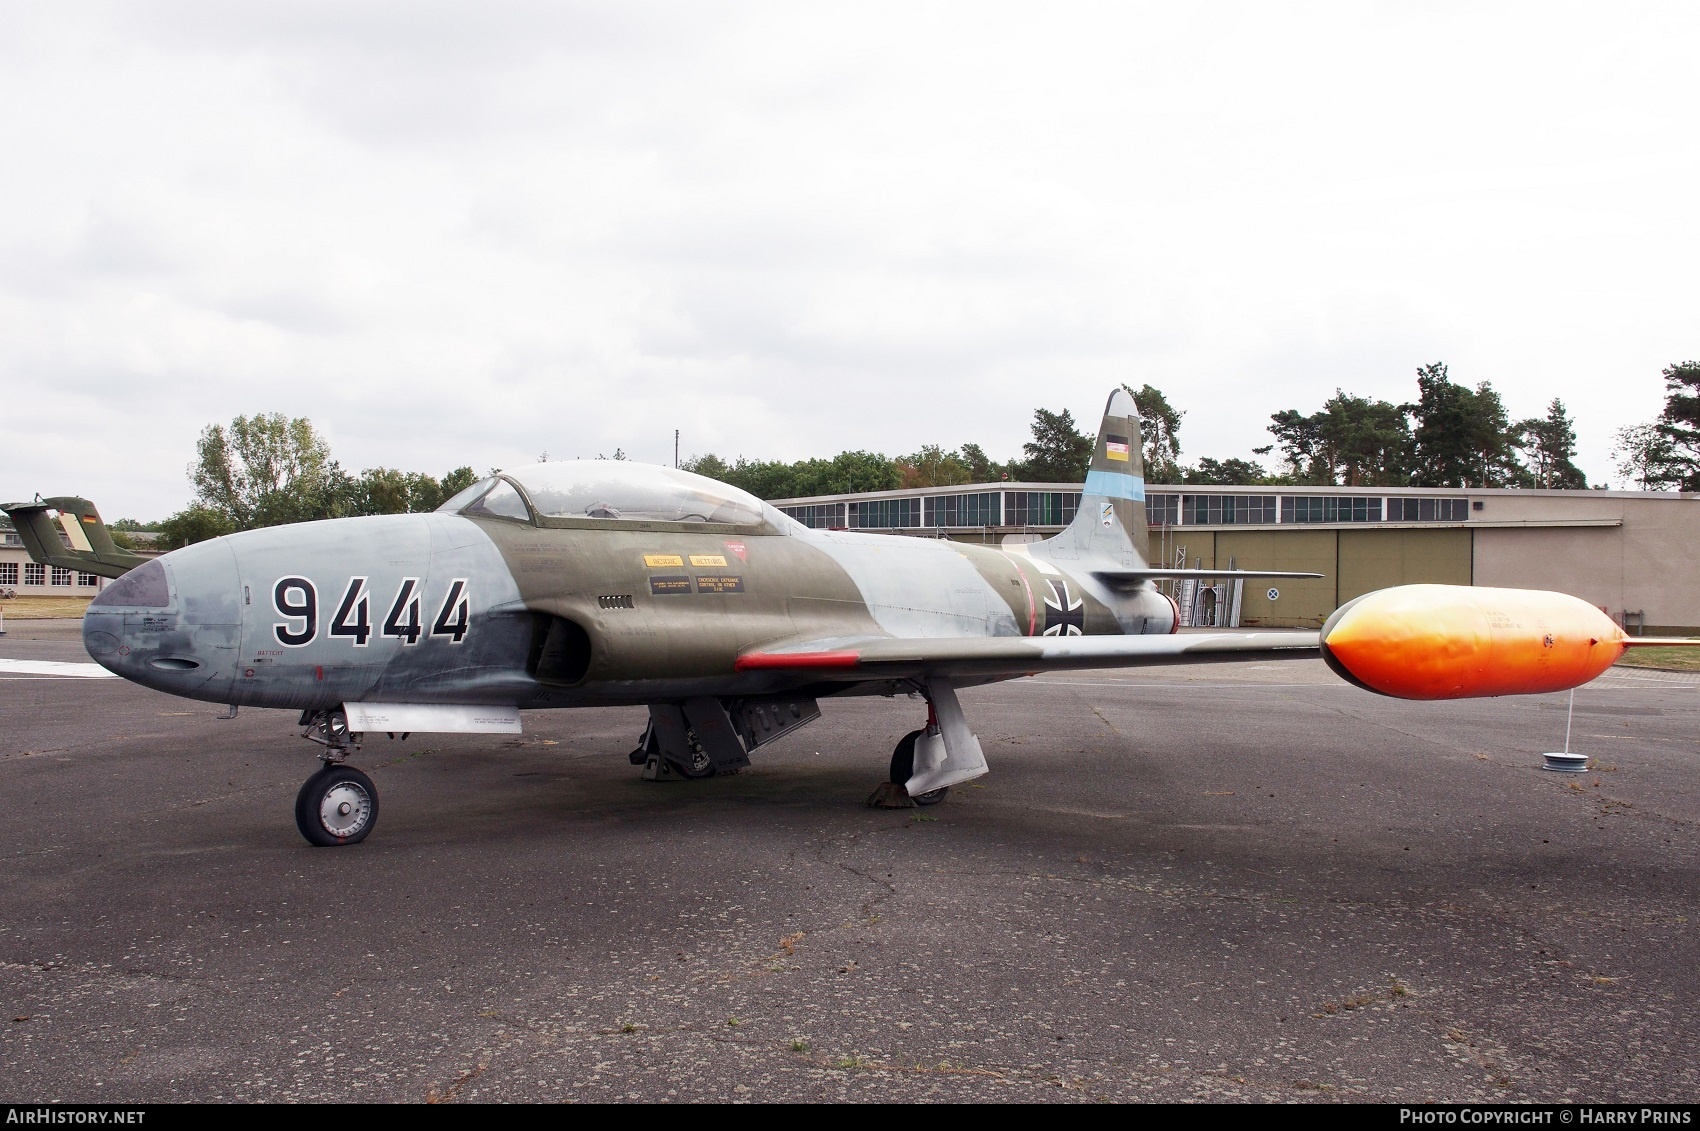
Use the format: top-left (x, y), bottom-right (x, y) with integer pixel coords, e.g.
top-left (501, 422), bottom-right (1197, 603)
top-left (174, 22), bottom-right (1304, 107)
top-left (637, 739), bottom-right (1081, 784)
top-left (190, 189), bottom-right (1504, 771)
top-left (84, 511), bottom-right (1178, 712)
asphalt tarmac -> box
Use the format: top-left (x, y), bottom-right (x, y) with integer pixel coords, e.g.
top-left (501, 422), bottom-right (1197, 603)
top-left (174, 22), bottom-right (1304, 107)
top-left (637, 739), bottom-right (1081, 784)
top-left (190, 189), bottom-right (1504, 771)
top-left (3, 618), bottom-right (1699, 1103)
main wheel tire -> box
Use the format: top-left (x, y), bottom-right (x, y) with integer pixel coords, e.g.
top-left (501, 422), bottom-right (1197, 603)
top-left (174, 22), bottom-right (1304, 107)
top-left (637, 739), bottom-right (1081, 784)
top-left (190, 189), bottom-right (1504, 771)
top-left (889, 729), bottom-right (949, 807)
top-left (295, 765), bottom-right (380, 847)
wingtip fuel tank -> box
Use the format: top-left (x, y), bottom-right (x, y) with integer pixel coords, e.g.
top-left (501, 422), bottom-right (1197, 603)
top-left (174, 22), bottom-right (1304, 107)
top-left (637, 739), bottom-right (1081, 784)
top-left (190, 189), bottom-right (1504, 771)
top-left (1320, 584), bottom-right (1627, 700)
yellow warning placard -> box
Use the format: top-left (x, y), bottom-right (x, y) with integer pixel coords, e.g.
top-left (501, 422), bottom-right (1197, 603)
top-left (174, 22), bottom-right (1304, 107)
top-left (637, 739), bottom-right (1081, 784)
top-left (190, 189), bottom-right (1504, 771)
top-left (688, 554), bottom-right (728, 568)
top-left (643, 554), bottom-right (684, 568)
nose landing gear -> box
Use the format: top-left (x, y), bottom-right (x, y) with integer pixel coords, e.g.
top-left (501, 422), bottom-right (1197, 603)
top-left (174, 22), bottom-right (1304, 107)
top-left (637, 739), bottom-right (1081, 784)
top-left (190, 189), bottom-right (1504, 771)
top-left (295, 709), bottom-right (379, 847)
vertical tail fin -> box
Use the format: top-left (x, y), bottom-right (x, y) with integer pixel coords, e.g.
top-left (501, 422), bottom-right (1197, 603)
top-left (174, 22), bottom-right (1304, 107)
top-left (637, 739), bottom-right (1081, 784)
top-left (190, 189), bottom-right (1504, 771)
top-left (1037, 389), bottom-right (1149, 566)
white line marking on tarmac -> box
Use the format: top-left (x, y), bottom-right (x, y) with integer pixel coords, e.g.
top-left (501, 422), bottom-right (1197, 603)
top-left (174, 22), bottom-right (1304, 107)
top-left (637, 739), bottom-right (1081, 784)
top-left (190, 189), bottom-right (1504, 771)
top-left (0, 659), bottom-right (116, 678)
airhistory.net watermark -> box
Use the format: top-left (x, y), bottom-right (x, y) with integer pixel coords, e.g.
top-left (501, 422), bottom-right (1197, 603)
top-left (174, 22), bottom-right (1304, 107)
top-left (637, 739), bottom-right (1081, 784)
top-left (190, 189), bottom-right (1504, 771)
top-left (5, 1112), bottom-right (145, 1125)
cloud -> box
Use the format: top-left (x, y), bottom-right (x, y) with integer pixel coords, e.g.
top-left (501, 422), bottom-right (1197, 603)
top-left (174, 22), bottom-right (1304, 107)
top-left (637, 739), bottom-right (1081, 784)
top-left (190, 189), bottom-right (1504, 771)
top-left (2, 2), bottom-right (1697, 515)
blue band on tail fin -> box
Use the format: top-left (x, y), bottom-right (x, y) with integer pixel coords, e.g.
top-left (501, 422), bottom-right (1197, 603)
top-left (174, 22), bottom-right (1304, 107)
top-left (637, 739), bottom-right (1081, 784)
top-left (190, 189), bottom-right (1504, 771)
top-left (1083, 470), bottom-right (1145, 502)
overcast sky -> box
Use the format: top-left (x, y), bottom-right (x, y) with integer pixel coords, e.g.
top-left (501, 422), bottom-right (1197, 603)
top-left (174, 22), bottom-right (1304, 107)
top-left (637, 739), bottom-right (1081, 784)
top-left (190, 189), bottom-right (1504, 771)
top-left (2, 2), bottom-right (1696, 517)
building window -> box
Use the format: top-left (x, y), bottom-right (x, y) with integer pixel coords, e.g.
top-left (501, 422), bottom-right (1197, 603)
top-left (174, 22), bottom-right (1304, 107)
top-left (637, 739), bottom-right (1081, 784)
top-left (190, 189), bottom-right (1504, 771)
top-left (924, 492), bottom-right (1001, 529)
top-left (79, 573), bottom-right (99, 587)
top-left (2, 532), bottom-right (20, 547)
top-left (24, 563), bottom-right (44, 586)
top-left (1145, 494), bottom-right (1181, 527)
top-left (1005, 492), bottom-right (1080, 527)
top-left (1281, 496), bottom-right (1383, 523)
top-left (0, 563), bottom-right (16, 585)
top-left (848, 498), bottom-right (921, 529)
top-left (52, 566), bottom-right (74, 586)
top-left (1181, 494), bottom-right (1277, 525)
top-left (779, 503), bottom-right (846, 529)
top-left (1386, 497), bottom-right (1469, 522)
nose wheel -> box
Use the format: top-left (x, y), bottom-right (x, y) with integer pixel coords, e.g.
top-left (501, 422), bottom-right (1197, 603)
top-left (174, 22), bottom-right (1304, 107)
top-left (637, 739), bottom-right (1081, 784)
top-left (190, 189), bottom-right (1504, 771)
top-left (295, 764), bottom-right (380, 847)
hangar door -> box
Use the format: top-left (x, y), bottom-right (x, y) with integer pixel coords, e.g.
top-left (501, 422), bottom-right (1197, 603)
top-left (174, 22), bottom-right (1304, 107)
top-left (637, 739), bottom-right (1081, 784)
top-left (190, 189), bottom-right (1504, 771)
top-left (1216, 530), bottom-right (1336, 628)
top-left (1336, 529), bottom-right (1471, 604)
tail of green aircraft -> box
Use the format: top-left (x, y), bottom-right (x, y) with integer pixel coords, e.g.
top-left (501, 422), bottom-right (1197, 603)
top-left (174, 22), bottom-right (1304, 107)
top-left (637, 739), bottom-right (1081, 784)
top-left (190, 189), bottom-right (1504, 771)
top-left (1, 497), bottom-right (148, 579)
top-left (1040, 388), bottom-right (1150, 566)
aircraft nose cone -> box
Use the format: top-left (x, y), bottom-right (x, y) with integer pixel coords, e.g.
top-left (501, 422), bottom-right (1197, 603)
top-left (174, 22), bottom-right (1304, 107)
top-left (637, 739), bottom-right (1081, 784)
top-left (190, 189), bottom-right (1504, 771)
top-left (84, 541), bottom-right (242, 702)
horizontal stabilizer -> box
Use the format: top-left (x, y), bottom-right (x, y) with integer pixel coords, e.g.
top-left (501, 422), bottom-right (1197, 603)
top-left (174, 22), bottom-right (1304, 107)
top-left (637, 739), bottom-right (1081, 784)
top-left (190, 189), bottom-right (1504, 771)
top-left (1091, 567), bottom-right (1323, 591)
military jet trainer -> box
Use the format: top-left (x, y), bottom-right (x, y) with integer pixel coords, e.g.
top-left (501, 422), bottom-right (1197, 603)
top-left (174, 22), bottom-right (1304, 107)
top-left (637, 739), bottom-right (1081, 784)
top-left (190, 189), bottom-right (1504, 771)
top-left (6, 390), bottom-right (1676, 847)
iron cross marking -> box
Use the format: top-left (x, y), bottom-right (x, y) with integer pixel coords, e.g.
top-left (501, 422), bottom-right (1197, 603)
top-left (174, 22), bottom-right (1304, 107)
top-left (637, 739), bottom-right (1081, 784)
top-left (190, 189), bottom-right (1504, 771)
top-left (1043, 578), bottom-right (1084, 636)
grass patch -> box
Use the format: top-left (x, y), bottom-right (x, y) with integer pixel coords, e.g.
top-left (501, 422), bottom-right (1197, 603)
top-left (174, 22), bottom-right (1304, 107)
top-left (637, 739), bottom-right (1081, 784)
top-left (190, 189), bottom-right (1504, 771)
top-left (0, 596), bottom-right (92, 620)
top-left (1616, 647), bottom-right (1700, 672)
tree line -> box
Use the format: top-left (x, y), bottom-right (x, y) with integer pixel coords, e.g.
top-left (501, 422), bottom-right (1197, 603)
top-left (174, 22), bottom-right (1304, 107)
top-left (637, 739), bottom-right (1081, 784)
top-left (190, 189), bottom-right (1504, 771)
top-left (124, 358), bottom-right (1696, 548)
top-left (683, 364), bottom-right (1605, 497)
top-left (145, 415), bottom-right (477, 550)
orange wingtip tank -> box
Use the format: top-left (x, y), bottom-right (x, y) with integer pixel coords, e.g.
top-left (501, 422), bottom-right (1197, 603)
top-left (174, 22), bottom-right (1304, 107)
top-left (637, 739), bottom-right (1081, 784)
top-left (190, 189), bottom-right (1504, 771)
top-left (1320, 584), bottom-right (1628, 700)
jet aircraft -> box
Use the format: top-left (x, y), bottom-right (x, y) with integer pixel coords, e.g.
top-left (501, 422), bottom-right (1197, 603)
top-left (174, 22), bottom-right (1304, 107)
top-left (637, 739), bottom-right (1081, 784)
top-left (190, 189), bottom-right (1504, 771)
top-left (6, 390), bottom-right (1676, 847)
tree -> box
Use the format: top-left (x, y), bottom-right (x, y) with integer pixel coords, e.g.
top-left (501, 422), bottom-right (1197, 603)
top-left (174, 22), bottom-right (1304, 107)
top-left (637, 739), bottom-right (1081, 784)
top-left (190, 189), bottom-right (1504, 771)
top-left (680, 453), bottom-right (731, 481)
top-left (1655, 360), bottom-right (1700, 490)
top-left (805, 451), bottom-right (903, 496)
top-left (1124, 384), bottom-right (1182, 483)
top-left (1408, 363), bottom-right (1523, 487)
top-left (1183, 457), bottom-right (1269, 485)
top-left (183, 412), bottom-right (484, 536)
top-left (897, 445), bottom-right (972, 488)
top-left (190, 413), bottom-right (334, 529)
top-left (1016, 408), bottom-right (1094, 482)
top-left (430, 467), bottom-right (479, 509)
top-left (1613, 423), bottom-right (1681, 490)
top-left (958, 443), bottom-right (1005, 483)
top-left (1518, 399), bottom-right (1588, 489)
top-left (1268, 391), bottom-right (1412, 486)
top-left (355, 467), bottom-right (413, 515)
top-left (719, 457), bottom-right (802, 499)
top-left (687, 451), bottom-right (902, 500)
top-left (155, 505), bottom-right (237, 551)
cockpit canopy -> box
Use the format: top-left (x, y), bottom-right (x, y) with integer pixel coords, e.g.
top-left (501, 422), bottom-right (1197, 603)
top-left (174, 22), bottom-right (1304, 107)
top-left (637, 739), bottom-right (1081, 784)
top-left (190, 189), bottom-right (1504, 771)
top-left (439, 461), bottom-right (775, 528)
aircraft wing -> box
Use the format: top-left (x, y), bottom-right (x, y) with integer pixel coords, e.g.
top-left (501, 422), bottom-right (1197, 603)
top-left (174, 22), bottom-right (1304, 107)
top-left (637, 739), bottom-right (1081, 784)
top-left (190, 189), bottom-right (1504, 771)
top-left (735, 631), bottom-right (1320, 681)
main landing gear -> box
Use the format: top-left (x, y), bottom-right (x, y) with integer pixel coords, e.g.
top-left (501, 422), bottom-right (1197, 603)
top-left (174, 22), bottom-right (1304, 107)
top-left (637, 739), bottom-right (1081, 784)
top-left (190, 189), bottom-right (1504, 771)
top-left (889, 728), bottom-right (950, 806)
top-left (294, 709), bottom-right (379, 847)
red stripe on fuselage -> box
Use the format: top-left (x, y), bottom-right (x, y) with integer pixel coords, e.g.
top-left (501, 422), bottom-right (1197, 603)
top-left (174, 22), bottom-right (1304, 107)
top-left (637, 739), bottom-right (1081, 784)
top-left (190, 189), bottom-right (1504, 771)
top-left (734, 650), bottom-right (862, 671)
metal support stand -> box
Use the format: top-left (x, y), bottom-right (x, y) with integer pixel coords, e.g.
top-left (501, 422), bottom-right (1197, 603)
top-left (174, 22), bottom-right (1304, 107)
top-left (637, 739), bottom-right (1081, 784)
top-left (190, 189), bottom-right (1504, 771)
top-left (1543, 688), bottom-right (1588, 772)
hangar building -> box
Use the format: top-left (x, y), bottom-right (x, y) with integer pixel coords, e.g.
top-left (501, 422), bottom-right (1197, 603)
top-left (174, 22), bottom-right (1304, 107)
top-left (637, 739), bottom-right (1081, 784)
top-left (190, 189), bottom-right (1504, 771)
top-left (773, 483), bottom-right (1700, 633)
